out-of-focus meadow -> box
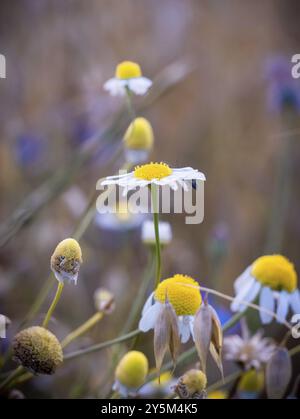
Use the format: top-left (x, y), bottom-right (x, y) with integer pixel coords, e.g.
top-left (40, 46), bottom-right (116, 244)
top-left (1, 0), bottom-right (300, 398)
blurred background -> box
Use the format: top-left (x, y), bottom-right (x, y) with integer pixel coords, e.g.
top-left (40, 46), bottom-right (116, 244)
top-left (1, 0), bottom-right (300, 398)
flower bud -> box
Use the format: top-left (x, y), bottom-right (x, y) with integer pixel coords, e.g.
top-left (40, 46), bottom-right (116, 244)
top-left (94, 288), bottom-right (115, 314)
top-left (13, 326), bottom-right (63, 375)
top-left (50, 238), bottom-right (82, 284)
top-left (175, 369), bottom-right (207, 399)
top-left (115, 351), bottom-right (149, 390)
top-left (124, 118), bottom-right (154, 151)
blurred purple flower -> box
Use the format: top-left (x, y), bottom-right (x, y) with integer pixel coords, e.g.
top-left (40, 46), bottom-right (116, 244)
top-left (15, 133), bottom-right (45, 168)
top-left (265, 55), bottom-right (300, 114)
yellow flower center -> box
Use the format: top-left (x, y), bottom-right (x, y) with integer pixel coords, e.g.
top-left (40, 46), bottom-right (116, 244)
top-left (115, 351), bottom-right (148, 389)
top-left (115, 61), bottom-right (142, 79)
top-left (238, 370), bottom-right (265, 393)
top-left (124, 117), bottom-right (154, 150)
top-left (251, 255), bottom-right (297, 293)
top-left (134, 162), bottom-right (172, 181)
top-left (155, 274), bottom-right (202, 316)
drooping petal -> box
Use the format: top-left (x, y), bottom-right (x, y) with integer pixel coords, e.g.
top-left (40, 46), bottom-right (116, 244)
top-left (233, 267), bottom-right (252, 294)
top-left (139, 302), bottom-right (161, 332)
top-left (259, 287), bottom-right (275, 324)
top-left (142, 292), bottom-right (154, 315)
top-left (276, 291), bottom-right (290, 323)
top-left (290, 289), bottom-right (300, 314)
top-left (238, 280), bottom-right (261, 312)
top-left (178, 316), bottom-right (192, 344)
top-left (231, 276), bottom-right (256, 312)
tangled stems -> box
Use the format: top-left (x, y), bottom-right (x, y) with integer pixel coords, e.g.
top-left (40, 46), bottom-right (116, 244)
top-left (42, 282), bottom-right (64, 328)
top-left (151, 184), bottom-right (161, 289)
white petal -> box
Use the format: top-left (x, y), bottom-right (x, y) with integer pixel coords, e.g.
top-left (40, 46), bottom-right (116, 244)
top-left (128, 77), bottom-right (152, 95)
top-left (142, 292), bottom-right (154, 315)
top-left (178, 316), bottom-right (192, 343)
top-left (234, 266), bottom-right (252, 294)
top-left (138, 302), bottom-right (161, 332)
top-left (231, 276), bottom-right (256, 312)
top-left (276, 291), bottom-right (290, 323)
top-left (103, 78), bottom-right (127, 96)
top-left (290, 289), bottom-right (300, 314)
top-left (259, 287), bottom-right (275, 324)
top-left (238, 281), bottom-right (261, 312)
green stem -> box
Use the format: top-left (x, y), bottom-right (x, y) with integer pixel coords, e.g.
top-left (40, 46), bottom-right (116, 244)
top-left (61, 312), bottom-right (104, 349)
top-left (63, 329), bottom-right (140, 361)
top-left (0, 366), bottom-right (24, 392)
top-left (125, 87), bottom-right (136, 122)
top-left (42, 282), bottom-right (64, 328)
top-left (151, 185), bottom-right (161, 289)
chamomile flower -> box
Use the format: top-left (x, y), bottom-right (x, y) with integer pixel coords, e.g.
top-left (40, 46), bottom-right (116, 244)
top-left (231, 255), bottom-right (300, 324)
top-left (139, 274), bottom-right (202, 343)
top-left (102, 162), bottom-right (206, 194)
top-left (50, 238), bottom-right (83, 285)
top-left (141, 220), bottom-right (172, 246)
top-left (103, 61), bottom-right (152, 96)
top-left (124, 117), bottom-right (154, 164)
top-left (113, 351), bottom-right (149, 397)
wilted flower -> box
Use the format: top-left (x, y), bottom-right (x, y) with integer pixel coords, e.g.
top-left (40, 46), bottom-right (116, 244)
top-left (224, 322), bottom-right (276, 370)
top-left (193, 300), bottom-right (223, 376)
top-left (266, 347), bottom-right (292, 399)
top-left (139, 274), bottom-right (202, 343)
top-left (102, 162), bottom-right (206, 194)
top-left (231, 255), bottom-right (300, 324)
top-left (12, 326), bottom-right (63, 375)
top-left (124, 117), bottom-right (154, 164)
top-left (113, 351), bottom-right (149, 397)
top-left (174, 369), bottom-right (207, 399)
top-left (93, 288), bottom-right (115, 314)
top-left (103, 61), bottom-right (152, 96)
top-left (50, 238), bottom-right (83, 285)
top-left (237, 369), bottom-right (265, 398)
top-left (141, 220), bottom-right (172, 246)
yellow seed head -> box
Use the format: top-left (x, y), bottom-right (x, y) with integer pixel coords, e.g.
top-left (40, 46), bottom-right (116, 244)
top-left (124, 118), bottom-right (154, 151)
top-left (115, 61), bottom-right (142, 79)
top-left (134, 162), bottom-right (172, 181)
top-left (238, 369), bottom-right (265, 393)
top-left (13, 326), bottom-right (63, 375)
top-left (155, 274), bottom-right (202, 316)
top-left (50, 238), bottom-right (83, 282)
top-left (181, 369), bottom-right (207, 394)
top-left (115, 351), bottom-right (149, 389)
top-left (251, 255), bottom-right (297, 293)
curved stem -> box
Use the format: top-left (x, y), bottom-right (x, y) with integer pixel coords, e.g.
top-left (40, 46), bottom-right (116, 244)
top-left (151, 185), bottom-right (161, 289)
top-left (63, 329), bottom-right (140, 361)
top-left (0, 366), bottom-right (24, 392)
top-left (61, 312), bottom-right (104, 349)
top-left (42, 282), bottom-right (64, 328)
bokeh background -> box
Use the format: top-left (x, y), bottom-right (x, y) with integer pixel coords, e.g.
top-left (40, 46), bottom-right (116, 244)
top-left (1, 0), bottom-right (300, 398)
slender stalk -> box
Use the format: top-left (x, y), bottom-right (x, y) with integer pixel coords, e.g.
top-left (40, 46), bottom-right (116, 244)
top-left (207, 370), bottom-right (242, 393)
top-left (125, 87), bottom-right (136, 122)
top-left (42, 282), bottom-right (64, 329)
top-left (0, 366), bottom-right (24, 392)
top-left (151, 185), bottom-right (161, 289)
top-left (63, 329), bottom-right (140, 361)
top-left (61, 312), bottom-right (104, 349)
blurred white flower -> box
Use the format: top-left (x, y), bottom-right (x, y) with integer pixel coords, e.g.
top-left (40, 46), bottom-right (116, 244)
top-left (141, 220), bottom-right (172, 246)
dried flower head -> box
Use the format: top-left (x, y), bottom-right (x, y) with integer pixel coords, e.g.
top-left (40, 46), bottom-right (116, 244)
top-left (224, 322), bottom-right (275, 370)
top-left (114, 351), bottom-right (149, 397)
top-left (94, 288), bottom-right (115, 314)
top-left (13, 326), bottom-right (63, 375)
top-left (174, 369), bottom-right (207, 399)
top-left (50, 238), bottom-right (83, 285)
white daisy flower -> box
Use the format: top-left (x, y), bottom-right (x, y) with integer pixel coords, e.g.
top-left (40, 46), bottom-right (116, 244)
top-left (141, 220), bottom-right (172, 246)
top-left (101, 162), bottom-right (206, 194)
top-left (231, 254), bottom-right (300, 324)
top-left (224, 321), bottom-right (276, 370)
top-left (139, 274), bottom-right (202, 344)
top-left (103, 61), bottom-right (152, 96)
